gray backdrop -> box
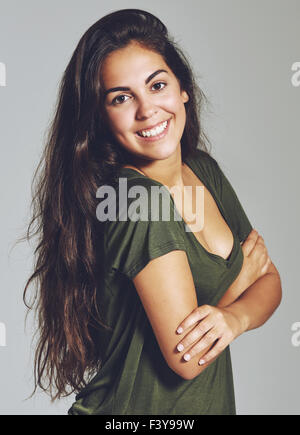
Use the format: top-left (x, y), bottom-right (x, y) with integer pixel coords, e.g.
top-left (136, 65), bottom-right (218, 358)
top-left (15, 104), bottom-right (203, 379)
top-left (0, 0), bottom-right (299, 415)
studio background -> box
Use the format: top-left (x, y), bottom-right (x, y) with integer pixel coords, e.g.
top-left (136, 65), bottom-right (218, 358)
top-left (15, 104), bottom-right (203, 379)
top-left (0, 0), bottom-right (299, 415)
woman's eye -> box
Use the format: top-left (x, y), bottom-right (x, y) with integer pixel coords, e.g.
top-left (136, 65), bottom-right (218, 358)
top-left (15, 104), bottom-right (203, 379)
top-left (112, 95), bottom-right (130, 105)
top-left (152, 82), bottom-right (166, 91)
top-left (111, 82), bottom-right (166, 105)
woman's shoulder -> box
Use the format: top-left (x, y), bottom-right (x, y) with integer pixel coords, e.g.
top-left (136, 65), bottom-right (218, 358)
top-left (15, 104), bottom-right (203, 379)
top-left (187, 147), bottom-right (221, 187)
top-left (187, 147), bottom-right (219, 170)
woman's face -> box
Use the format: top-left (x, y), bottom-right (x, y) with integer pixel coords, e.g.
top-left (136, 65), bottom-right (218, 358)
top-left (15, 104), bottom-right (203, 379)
top-left (101, 42), bottom-right (189, 163)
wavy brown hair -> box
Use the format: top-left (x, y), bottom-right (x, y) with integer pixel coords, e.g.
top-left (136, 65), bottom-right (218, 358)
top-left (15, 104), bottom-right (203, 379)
top-left (22, 8), bottom-right (211, 400)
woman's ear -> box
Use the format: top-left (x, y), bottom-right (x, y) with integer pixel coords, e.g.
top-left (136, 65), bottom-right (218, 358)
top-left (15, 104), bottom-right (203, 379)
top-left (181, 90), bottom-right (189, 103)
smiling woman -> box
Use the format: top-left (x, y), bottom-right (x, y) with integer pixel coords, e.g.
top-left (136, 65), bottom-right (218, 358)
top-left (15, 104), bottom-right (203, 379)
top-left (23, 8), bottom-right (281, 415)
top-left (101, 42), bottom-right (189, 166)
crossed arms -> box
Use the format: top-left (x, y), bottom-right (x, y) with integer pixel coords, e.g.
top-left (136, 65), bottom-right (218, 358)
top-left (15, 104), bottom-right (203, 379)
top-left (132, 229), bottom-right (282, 380)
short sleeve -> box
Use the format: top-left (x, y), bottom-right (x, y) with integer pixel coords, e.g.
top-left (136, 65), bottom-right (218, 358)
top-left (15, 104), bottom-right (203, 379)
top-left (103, 178), bottom-right (187, 280)
top-left (208, 155), bottom-right (254, 244)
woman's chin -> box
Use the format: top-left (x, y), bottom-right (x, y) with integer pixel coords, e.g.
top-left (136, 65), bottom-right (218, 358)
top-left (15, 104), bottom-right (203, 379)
top-left (140, 144), bottom-right (179, 161)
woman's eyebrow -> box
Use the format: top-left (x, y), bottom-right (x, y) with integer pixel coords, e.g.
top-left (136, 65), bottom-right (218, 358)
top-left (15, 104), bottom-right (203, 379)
top-left (104, 69), bottom-right (168, 96)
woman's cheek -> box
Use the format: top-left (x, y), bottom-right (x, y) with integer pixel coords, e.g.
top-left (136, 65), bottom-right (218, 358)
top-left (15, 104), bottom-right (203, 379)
top-left (108, 111), bottom-right (130, 136)
top-left (161, 94), bottom-right (183, 114)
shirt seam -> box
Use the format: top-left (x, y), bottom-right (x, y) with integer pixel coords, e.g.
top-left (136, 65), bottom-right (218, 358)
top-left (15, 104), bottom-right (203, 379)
top-left (123, 240), bottom-right (187, 279)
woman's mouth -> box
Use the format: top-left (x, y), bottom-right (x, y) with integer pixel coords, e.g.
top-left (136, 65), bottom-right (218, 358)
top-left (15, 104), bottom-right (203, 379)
top-left (135, 118), bottom-right (171, 142)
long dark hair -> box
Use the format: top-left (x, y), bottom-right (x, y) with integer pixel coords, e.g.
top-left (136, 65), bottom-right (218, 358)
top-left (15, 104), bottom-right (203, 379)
top-left (23, 8), bottom-right (211, 400)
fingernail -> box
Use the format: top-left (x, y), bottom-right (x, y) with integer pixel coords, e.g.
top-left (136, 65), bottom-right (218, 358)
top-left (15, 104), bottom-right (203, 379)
top-left (198, 359), bottom-right (205, 365)
top-left (183, 353), bottom-right (191, 361)
top-left (177, 327), bottom-right (183, 334)
top-left (177, 343), bottom-right (184, 352)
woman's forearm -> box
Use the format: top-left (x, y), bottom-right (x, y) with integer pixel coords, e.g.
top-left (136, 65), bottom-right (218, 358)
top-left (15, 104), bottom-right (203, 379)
top-left (217, 269), bottom-right (253, 308)
top-left (224, 268), bottom-right (282, 333)
top-left (175, 264), bottom-right (282, 375)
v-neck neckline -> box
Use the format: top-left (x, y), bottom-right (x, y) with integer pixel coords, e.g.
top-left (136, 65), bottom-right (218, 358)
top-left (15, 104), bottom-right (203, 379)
top-left (119, 155), bottom-right (239, 268)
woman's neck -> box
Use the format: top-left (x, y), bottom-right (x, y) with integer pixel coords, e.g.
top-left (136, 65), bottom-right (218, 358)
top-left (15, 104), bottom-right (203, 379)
top-left (122, 146), bottom-right (186, 189)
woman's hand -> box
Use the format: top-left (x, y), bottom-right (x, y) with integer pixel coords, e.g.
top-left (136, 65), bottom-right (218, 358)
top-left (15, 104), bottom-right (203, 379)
top-left (176, 304), bottom-right (245, 366)
top-left (240, 228), bottom-right (271, 283)
top-left (217, 229), bottom-right (271, 307)
top-left (175, 229), bottom-right (272, 367)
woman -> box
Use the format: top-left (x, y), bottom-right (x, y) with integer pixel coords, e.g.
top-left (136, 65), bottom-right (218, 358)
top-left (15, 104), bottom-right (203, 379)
top-left (24, 9), bottom-right (282, 415)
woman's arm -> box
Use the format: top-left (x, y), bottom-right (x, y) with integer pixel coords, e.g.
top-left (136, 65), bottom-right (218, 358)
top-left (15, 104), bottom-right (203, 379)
top-left (217, 266), bottom-right (253, 308)
top-left (132, 249), bottom-right (222, 380)
top-left (223, 262), bottom-right (282, 333)
top-left (133, 227), bottom-right (281, 380)
top-left (217, 229), bottom-right (271, 308)
top-left (175, 261), bottom-right (282, 369)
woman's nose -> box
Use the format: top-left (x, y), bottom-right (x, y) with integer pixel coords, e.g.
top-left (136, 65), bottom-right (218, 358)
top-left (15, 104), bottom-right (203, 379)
top-left (135, 97), bottom-right (158, 120)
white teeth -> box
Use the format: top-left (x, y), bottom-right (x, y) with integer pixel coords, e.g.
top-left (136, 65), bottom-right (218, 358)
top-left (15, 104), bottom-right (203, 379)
top-left (139, 120), bottom-right (168, 137)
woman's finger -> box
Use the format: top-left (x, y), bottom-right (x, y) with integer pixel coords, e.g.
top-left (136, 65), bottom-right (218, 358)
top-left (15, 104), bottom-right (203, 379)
top-left (176, 304), bottom-right (211, 335)
top-left (198, 335), bottom-right (229, 366)
top-left (180, 326), bottom-right (222, 362)
top-left (176, 317), bottom-right (215, 352)
top-left (261, 256), bottom-right (272, 275)
top-left (249, 236), bottom-right (269, 264)
top-left (241, 229), bottom-right (259, 257)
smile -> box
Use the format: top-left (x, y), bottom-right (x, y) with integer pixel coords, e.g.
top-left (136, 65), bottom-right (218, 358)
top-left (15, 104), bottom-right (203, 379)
top-left (135, 119), bottom-right (171, 141)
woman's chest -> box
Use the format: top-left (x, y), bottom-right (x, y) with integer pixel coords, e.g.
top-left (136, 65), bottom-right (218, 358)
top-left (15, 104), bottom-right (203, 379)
top-left (171, 164), bottom-right (234, 261)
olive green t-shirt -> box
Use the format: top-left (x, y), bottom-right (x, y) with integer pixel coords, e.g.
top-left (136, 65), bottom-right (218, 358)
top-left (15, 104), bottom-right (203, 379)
top-left (68, 149), bottom-right (253, 415)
